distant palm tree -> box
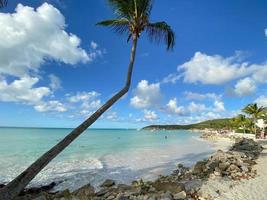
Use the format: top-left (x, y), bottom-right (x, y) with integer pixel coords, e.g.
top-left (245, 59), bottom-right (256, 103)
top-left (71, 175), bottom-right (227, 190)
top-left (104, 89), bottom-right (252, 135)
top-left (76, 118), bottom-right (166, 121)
top-left (235, 114), bottom-right (249, 134)
top-left (0, 0), bottom-right (175, 199)
top-left (0, 0), bottom-right (7, 8)
top-left (242, 103), bottom-right (265, 135)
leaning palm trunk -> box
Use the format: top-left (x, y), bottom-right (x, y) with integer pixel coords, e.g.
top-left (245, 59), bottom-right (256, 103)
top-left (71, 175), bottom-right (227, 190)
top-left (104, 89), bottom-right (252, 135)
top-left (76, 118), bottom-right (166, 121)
top-left (0, 36), bottom-right (138, 200)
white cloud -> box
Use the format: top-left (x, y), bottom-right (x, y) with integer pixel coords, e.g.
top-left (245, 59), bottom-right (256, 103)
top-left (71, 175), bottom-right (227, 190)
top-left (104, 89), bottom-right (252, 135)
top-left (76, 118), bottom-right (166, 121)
top-left (67, 91), bottom-right (102, 117)
top-left (251, 66), bottom-right (267, 83)
top-left (188, 102), bottom-right (206, 113)
top-left (106, 112), bottom-right (118, 121)
top-left (166, 98), bottom-right (185, 115)
top-left (233, 77), bottom-right (256, 96)
top-left (130, 80), bottom-right (162, 109)
top-left (90, 41), bottom-right (98, 49)
top-left (184, 91), bottom-right (220, 101)
top-left (81, 99), bottom-right (101, 110)
top-left (143, 109), bottom-right (158, 121)
top-left (265, 28), bottom-right (267, 37)
top-left (0, 76), bottom-right (69, 113)
top-left (34, 100), bottom-right (66, 112)
top-left (0, 3), bottom-right (89, 78)
top-left (49, 74), bottom-right (61, 91)
top-left (213, 100), bottom-right (225, 112)
top-left (179, 52), bottom-right (254, 85)
top-left (0, 3), bottom-right (107, 115)
top-left (161, 73), bottom-right (182, 84)
top-left (178, 52), bottom-right (267, 97)
top-left (0, 76), bottom-right (50, 104)
top-left (255, 95), bottom-right (267, 107)
top-left (67, 91), bottom-right (100, 103)
top-left (205, 111), bottom-right (222, 119)
top-left (164, 95), bottom-right (225, 118)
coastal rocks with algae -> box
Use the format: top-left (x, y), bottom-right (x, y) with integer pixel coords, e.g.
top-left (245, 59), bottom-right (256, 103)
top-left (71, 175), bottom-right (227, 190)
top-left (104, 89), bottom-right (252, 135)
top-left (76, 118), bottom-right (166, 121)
top-left (12, 138), bottom-right (263, 200)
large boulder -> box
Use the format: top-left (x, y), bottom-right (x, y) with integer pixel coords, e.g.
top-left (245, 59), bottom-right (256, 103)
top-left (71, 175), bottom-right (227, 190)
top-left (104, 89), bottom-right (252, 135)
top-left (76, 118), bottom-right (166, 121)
top-left (192, 160), bottom-right (207, 174)
top-left (100, 179), bottom-right (115, 188)
top-left (152, 181), bottom-right (185, 193)
top-left (231, 138), bottom-right (263, 159)
top-left (72, 184), bottom-right (95, 199)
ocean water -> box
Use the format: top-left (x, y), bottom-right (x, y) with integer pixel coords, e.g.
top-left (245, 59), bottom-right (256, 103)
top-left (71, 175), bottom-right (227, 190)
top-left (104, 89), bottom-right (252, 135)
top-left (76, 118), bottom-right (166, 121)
top-left (0, 128), bottom-right (215, 191)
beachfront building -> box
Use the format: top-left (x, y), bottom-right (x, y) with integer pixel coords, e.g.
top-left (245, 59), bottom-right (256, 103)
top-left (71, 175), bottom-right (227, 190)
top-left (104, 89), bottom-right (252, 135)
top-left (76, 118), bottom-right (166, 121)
top-left (256, 119), bottom-right (266, 129)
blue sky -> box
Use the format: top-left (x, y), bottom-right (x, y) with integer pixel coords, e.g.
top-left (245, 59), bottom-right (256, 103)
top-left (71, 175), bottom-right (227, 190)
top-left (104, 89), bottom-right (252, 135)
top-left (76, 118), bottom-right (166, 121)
top-left (0, 0), bottom-right (267, 128)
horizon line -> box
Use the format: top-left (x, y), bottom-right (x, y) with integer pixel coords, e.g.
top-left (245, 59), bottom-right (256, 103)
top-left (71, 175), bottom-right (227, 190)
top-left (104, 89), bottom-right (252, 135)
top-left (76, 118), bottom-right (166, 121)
top-left (0, 126), bottom-right (137, 130)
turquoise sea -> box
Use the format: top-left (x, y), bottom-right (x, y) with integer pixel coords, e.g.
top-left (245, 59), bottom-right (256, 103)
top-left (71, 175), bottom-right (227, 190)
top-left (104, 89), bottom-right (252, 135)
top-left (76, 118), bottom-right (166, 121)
top-left (0, 128), bottom-right (215, 191)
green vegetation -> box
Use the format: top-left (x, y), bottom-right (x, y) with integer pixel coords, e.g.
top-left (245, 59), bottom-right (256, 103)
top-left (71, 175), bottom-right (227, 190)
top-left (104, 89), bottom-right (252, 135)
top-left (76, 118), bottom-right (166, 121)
top-left (143, 103), bottom-right (267, 133)
top-left (142, 118), bottom-right (233, 130)
top-left (242, 103), bottom-right (266, 135)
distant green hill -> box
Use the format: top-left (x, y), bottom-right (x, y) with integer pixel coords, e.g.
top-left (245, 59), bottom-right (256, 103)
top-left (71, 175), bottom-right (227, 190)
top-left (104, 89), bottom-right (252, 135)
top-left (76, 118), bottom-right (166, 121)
top-left (142, 118), bottom-right (233, 130)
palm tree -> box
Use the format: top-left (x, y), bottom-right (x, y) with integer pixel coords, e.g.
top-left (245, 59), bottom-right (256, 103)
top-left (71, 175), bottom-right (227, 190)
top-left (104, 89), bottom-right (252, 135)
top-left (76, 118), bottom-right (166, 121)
top-left (0, 0), bottom-right (7, 8)
top-left (242, 103), bottom-right (265, 135)
top-left (0, 1), bottom-right (175, 199)
top-left (234, 114), bottom-right (249, 134)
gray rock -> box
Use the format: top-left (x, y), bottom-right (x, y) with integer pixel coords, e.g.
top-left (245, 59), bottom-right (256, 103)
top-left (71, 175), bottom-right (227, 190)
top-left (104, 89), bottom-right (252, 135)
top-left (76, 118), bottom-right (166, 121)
top-left (101, 179), bottom-right (116, 188)
top-left (173, 191), bottom-right (187, 199)
top-left (214, 171), bottom-right (221, 176)
top-left (72, 184), bottom-right (95, 198)
top-left (192, 161), bottom-right (207, 174)
top-left (218, 162), bottom-right (229, 171)
top-left (152, 181), bottom-right (185, 193)
top-left (32, 195), bottom-right (47, 200)
top-left (107, 195), bottom-right (116, 200)
top-left (240, 165), bottom-right (249, 173)
top-left (54, 189), bottom-right (71, 199)
top-left (96, 188), bottom-right (110, 196)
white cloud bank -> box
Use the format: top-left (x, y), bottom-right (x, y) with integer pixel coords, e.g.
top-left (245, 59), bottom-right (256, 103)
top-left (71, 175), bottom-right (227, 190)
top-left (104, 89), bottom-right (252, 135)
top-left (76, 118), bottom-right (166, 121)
top-left (0, 3), bottom-right (89, 78)
top-left (130, 80), bottom-right (162, 109)
top-left (0, 3), bottom-right (99, 113)
top-left (143, 109), bottom-right (158, 122)
top-left (255, 95), bottom-right (267, 107)
top-left (166, 98), bottom-right (185, 115)
top-left (184, 91), bottom-right (220, 101)
top-left (234, 77), bottom-right (256, 97)
top-left (67, 91), bottom-right (102, 117)
top-left (179, 52), bottom-right (254, 85)
top-left (49, 74), bottom-right (61, 91)
top-left (161, 51), bottom-right (267, 97)
top-left (34, 100), bottom-right (67, 112)
top-left (0, 76), bottom-right (50, 103)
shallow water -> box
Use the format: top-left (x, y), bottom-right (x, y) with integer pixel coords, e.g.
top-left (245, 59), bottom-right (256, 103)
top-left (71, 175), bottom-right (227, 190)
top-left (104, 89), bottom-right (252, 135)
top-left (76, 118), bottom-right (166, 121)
top-left (0, 128), bottom-right (214, 191)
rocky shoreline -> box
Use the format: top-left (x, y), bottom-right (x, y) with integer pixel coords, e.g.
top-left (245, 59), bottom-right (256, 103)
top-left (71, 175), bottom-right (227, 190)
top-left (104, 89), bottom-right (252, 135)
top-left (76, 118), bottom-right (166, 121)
top-left (5, 138), bottom-right (262, 200)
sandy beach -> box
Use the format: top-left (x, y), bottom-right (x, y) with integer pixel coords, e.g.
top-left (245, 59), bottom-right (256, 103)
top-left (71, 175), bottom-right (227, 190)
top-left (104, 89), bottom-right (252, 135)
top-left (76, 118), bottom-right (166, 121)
top-left (199, 139), bottom-right (267, 200)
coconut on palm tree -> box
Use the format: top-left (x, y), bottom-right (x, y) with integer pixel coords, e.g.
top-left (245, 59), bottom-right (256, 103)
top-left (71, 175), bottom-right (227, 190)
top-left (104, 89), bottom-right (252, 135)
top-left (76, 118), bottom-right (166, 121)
top-left (242, 103), bottom-right (265, 136)
top-left (0, 1), bottom-right (175, 199)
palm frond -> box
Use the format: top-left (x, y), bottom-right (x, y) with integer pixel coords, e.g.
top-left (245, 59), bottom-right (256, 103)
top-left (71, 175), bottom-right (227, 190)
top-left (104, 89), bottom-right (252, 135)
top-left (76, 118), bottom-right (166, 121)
top-left (242, 103), bottom-right (265, 119)
top-left (108, 0), bottom-right (153, 19)
top-left (0, 0), bottom-right (7, 8)
top-left (96, 18), bottom-right (130, 35)
top-left (99, 0), bottom-right (176, 49)
top-left (108, 0), bottom-right (134, 19)
top-left (145, 21), bottom-right (175, 50)
top-left (136, 0), bottom-right (153, 17)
